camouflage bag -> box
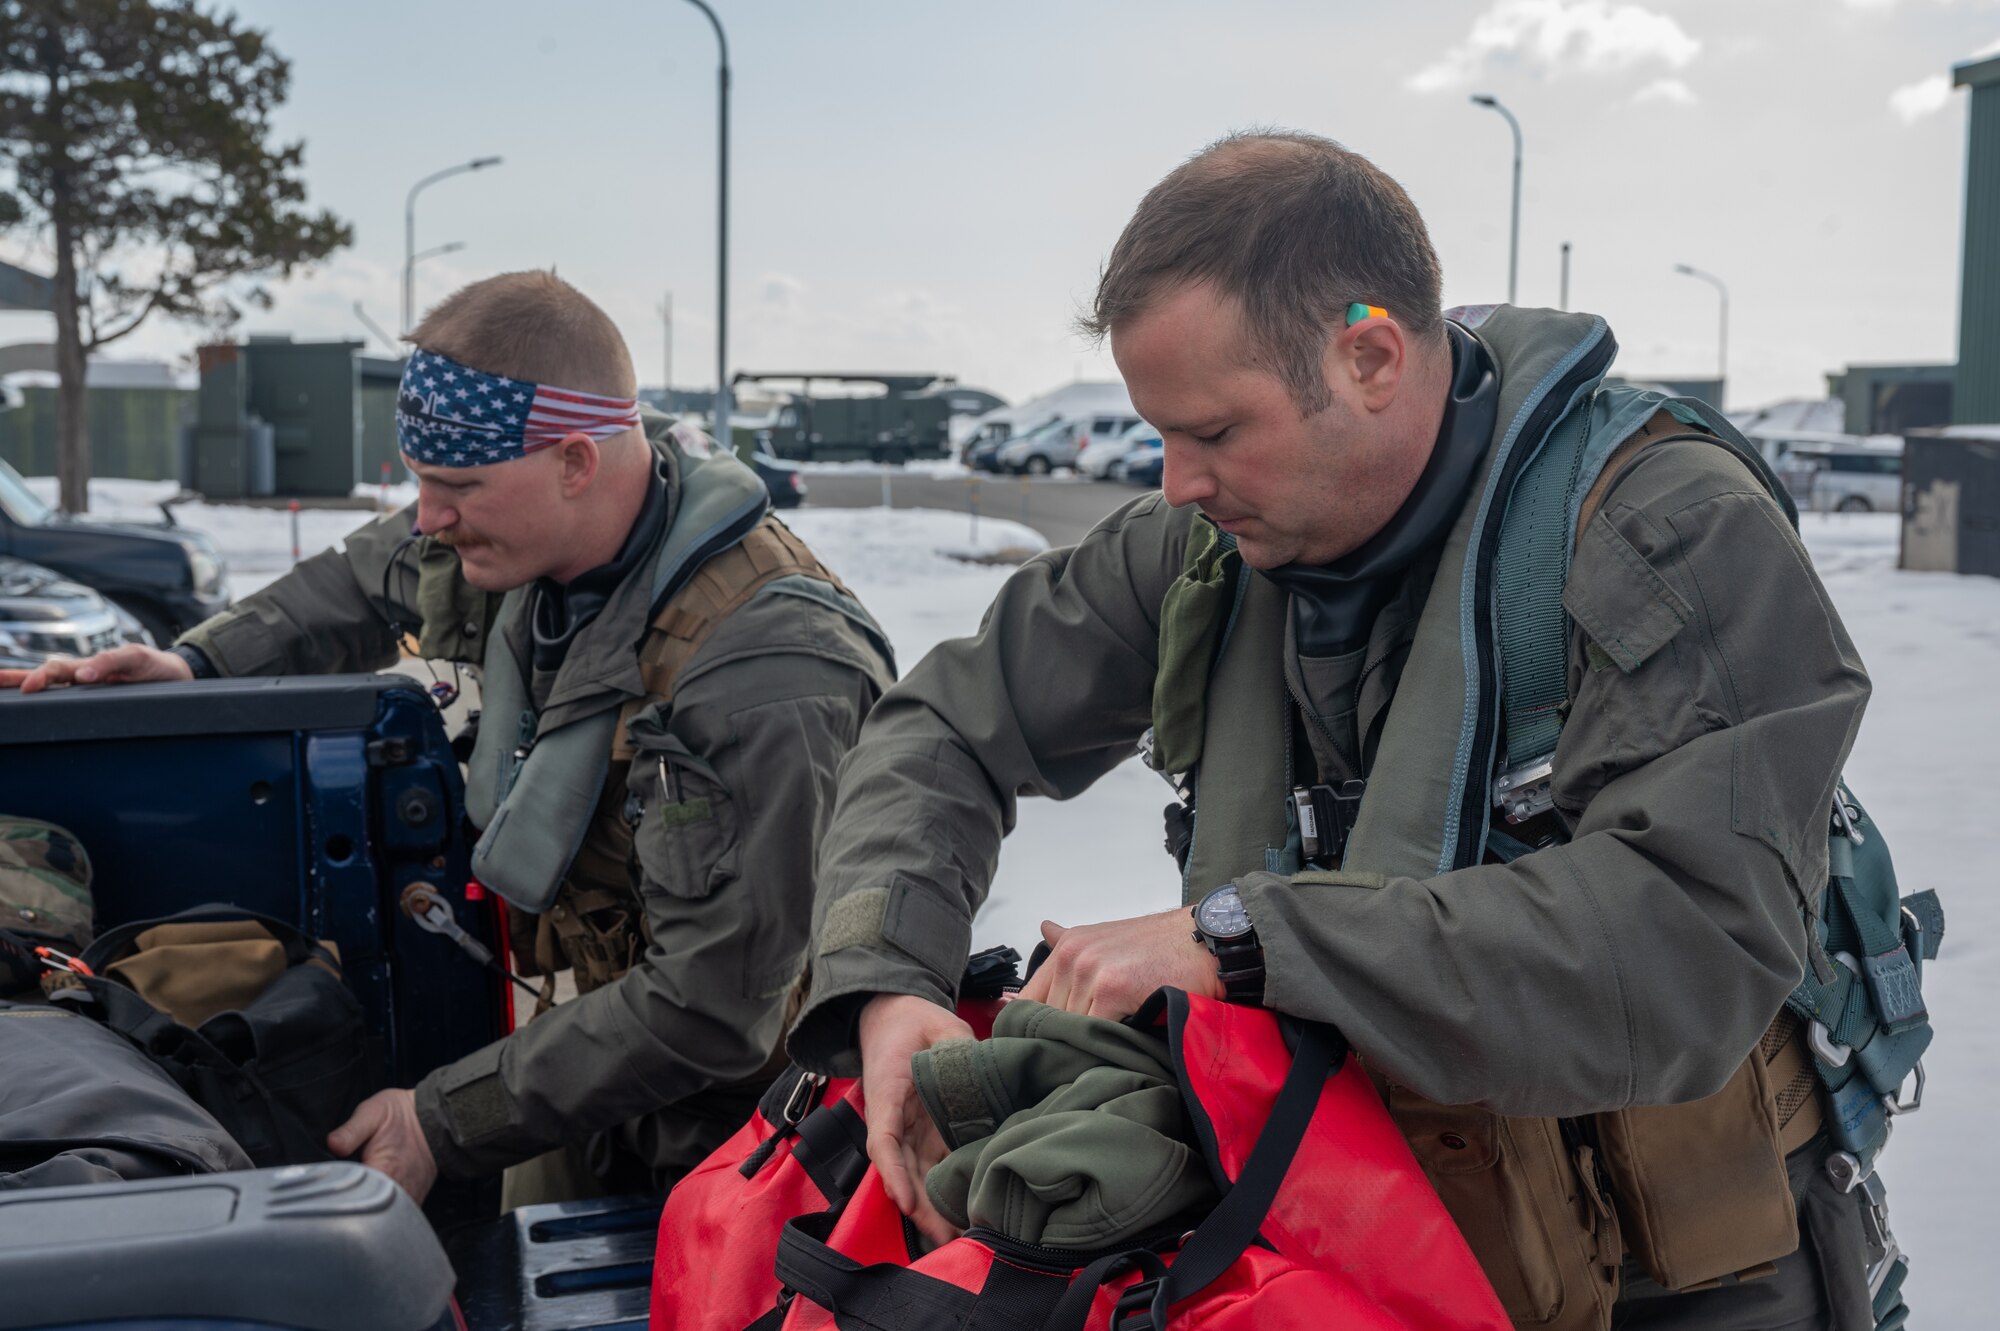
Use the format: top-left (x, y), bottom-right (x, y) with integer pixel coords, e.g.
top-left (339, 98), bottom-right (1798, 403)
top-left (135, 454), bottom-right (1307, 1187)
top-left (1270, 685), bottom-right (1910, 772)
top-left (0, 817), bottom-right (94, 995)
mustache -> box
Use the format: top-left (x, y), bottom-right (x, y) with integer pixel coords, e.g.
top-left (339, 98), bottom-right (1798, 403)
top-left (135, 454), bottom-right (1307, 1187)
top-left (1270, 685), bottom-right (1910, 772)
top-left (430, 530), bottom-right (482, 549)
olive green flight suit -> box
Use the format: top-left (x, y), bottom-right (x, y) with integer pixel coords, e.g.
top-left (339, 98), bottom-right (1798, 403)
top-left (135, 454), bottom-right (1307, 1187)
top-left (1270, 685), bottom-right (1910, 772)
top-left (788, 415), bottom-right (1873, 1323)
top-left (180, 442), bottom-right (894, 1189)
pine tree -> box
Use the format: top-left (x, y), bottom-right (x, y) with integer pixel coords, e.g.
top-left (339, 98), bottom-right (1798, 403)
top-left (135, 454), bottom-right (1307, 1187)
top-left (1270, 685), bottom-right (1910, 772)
top-left (0, 0), bottom-right (350, 512)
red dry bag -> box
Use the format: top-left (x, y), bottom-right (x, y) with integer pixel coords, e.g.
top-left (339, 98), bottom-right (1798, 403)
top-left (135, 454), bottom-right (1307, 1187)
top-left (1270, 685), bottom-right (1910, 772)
top-left (651, 989), bottom-right (1510, 1330)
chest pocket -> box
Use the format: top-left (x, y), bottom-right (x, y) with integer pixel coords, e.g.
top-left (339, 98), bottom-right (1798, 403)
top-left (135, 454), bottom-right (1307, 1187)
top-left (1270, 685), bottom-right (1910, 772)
top-left (625, 705), bottom-right (740, 900)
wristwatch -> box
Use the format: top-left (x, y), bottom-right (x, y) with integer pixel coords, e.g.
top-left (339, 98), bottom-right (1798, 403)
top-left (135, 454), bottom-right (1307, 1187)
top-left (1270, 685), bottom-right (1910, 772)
top-left (1191, 884), bottom-right (1265, 1006)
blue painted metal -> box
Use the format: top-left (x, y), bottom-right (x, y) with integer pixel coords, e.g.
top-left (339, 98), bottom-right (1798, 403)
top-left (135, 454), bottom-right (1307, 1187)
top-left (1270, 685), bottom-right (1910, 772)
top-left (0, 675), bottom-right (504, 1086)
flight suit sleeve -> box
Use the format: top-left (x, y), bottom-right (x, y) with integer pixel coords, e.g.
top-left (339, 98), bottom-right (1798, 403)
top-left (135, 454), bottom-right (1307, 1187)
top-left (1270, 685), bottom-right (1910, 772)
top-left (411, 628), bottom-right (884, 1180)
top-left (1236, 440), bottom-right (1869, 1117)
top-left (787, 494), bottom-right (1194, 1077)
top-left (174, 504), bottom-right (498, 675)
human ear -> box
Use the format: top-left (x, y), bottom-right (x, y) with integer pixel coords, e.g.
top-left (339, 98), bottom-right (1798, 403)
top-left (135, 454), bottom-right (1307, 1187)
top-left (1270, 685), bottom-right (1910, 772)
top-left (555, 434), bottom-right (600, 497)
top-left (1330, 317), bottom-right (1407, 414)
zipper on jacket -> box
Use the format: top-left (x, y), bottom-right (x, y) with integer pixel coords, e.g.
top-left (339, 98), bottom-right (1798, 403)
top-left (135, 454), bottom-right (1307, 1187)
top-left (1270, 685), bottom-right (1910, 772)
top-left (1451, 329), bottom-right (1617, 871)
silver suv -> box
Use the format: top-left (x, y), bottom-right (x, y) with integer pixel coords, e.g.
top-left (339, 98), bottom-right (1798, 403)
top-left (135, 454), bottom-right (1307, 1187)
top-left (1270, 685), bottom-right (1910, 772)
top-left (0, 557), bottom-right (151, 668)
top-left (1000, 413), bottom-right (1143, 475)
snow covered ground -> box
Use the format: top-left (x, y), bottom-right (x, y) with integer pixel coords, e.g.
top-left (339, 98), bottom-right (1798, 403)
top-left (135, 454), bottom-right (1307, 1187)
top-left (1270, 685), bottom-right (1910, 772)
top-left (19, 481), bottom-right (1994, 1315)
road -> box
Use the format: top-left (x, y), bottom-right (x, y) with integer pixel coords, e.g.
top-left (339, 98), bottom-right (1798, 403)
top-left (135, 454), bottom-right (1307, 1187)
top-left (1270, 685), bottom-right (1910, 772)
top-left (797, 470), bottom-right (1148, 549)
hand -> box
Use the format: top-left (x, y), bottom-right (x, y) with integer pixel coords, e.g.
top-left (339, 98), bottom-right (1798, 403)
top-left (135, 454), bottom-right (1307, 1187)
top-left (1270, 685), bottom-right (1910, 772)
top-left (1017, 908), bottom-right (1224, 1019)
top-left (858, 992), bottom-right (973, 1247)
top-left (0, 643), bottom-right (193, 693)
top-left (327, 1088), bottom-right (439, 1204)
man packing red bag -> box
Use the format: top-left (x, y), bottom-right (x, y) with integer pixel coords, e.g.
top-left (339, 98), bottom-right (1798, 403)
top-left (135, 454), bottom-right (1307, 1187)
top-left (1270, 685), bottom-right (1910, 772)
top-left (651, 981), bottom-right (1510, 1330)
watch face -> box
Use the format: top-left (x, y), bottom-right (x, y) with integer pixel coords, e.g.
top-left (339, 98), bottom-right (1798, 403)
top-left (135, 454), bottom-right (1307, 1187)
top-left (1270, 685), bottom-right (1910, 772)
top-left (1196, 887), bottom-right (1252, 939)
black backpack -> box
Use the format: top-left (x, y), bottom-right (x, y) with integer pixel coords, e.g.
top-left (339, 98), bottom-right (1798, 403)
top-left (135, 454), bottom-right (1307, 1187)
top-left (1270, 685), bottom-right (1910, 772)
top-left (51, 904), bottom-right (382, 1168)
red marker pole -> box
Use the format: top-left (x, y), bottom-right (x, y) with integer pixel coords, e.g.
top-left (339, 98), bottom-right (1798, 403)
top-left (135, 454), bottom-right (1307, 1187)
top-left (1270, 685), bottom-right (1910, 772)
top-left (289, 500), bottom-right (301, 564)
top-left (379, 461), bottom-right (392, 511)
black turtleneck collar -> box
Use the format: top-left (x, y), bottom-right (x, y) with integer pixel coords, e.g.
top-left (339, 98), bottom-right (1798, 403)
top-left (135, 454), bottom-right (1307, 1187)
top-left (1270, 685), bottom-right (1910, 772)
top-left (1264, 322), bottom-right (1499, 656)
top-left (529, 454), bottom-right (671, 673)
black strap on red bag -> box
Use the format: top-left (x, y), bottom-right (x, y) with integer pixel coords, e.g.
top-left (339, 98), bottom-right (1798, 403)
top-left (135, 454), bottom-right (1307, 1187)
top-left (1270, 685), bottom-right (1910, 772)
top-left (762, 1006), bottom-right (1342, 1331)
top-left (1044, 1017), bottom-right (1340, 1331)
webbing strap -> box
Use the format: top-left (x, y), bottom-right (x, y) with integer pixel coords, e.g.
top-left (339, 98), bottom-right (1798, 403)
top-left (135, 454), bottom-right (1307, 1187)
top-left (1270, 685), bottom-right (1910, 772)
top-left (1042, 1019), bottom-right (1343, 1331)
top-left (771, 1210), bottom-right (985, 1330)
top-left (613, 518), bottom-right (852, 762)
top-left (1494, 400), bottom-right (1592, 770)
top-left (789, 1099), bottom-right (871, 1208)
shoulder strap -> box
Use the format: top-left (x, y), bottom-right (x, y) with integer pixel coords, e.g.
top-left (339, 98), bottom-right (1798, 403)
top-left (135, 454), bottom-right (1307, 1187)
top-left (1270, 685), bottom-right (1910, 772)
top-left (1495, 406), bottom-right (1727, 775)
top-left (613, 517), bottom-right (849, 761)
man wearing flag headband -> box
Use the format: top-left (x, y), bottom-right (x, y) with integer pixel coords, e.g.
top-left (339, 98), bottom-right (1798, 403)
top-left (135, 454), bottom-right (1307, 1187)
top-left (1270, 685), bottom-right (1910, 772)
top-left (5, 271), bottom-right (895, 1206)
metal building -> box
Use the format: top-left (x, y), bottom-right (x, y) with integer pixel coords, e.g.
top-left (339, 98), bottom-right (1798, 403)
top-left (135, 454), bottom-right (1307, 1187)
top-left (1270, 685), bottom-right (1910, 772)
top-left (1954, 53), bottom-right (2000, 424)
top-left (1901, 429), bottom-right (2000, 576)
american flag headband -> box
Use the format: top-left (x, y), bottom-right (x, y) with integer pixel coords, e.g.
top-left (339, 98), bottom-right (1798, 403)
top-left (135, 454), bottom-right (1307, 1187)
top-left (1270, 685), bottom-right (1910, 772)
top-left (395, 347), bottom-right (642, 468)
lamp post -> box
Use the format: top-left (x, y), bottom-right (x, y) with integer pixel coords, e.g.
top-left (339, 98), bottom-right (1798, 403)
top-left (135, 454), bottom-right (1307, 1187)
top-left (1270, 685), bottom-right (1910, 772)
top-left (682, 0), bottom-right (732, 441)
top-left (403, 157), bottom-right (501, 334)
top-left (411, 241), bottom-right (466, 267)
top-left (1470, 94), bottom-right (1521, 305)
top-left (1673, 263), bottom-right (1729, 407)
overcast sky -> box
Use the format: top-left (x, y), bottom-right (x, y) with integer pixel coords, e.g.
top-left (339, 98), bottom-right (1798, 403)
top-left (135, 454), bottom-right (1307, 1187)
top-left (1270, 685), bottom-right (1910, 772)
top-left (5, 0), bottom-right (1996, 411)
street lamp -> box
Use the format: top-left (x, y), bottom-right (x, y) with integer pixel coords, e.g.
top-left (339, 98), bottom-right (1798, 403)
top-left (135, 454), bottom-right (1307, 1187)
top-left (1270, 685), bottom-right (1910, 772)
top-left (403, 157), bottom-right (501, 334)
top-left (1470, 94), bottom-right (1521, 305)
top-left (1673, 263), bottom-right (1729, 407)
top-left (411, 241), bottom-right (466, 267)
top-left (682, 0), bottom-right (732, 441)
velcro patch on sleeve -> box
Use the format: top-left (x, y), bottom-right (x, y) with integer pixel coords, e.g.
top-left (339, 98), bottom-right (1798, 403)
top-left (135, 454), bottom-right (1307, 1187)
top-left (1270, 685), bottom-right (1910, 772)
top-left (881, 875), bottom-right (972, 981)
top-left (924, 1039), bottom-right (998, 1147)
top-left (815, 878), bottom-right (968, 983)
top-left (817, 887), bottom-right (890, 956)
top-left (437, 1046), bottom-right (518, 1146)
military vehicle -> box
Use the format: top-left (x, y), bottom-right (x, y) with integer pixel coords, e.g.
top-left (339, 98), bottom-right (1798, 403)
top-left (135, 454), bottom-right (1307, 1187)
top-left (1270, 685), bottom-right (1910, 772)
top-left (732, 372), bottom-right (1003, 464)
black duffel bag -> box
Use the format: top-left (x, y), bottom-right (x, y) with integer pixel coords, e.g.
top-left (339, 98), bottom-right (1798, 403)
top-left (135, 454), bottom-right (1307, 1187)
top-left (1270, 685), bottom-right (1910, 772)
top-left (0, 999), bottom-right (253, 1189)
top-left (50, 904), bottom-right (382, 1168)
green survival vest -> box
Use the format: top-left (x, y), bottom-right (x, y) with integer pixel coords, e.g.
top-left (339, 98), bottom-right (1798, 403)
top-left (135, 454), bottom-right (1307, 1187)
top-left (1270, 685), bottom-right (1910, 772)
top-left (462, 438), bottom-right (771, 912)
top-left (1155, 305), bottom-right (1942, 1319)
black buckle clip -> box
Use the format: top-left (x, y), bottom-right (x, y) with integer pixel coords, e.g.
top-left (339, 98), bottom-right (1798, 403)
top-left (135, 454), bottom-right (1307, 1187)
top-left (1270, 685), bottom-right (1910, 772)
top-left (1110, 1278), bottom-right (1162, 1331)
top-left (1293, 780), bottom-right (1365, 868)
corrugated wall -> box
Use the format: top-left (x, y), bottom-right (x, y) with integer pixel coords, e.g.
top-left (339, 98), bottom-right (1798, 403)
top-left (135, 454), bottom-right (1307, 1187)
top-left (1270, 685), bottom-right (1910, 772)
top-left (1957, 83), bottom-right (2000, 423)
top-left (0, 385), bottom-right (192, 480)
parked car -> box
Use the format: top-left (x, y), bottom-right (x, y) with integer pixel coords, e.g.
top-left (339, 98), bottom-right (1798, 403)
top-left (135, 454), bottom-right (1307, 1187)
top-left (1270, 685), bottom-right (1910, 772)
top-left (965, 435), bottom-right (1010, 473)
top-left (0, 457), bottom-right (228, 645)
top-left (1113, 432), bottom-right (1165, 487)
top-left (1079, 419), bottom-right (1158, 479)
top-left (1781, 444), bottom-right (1904, 513)
top-left (994, 418), bottom-right (1081, 475)
top-left (746, 441), bottom-right (807, 509)
top-left (0, 555), bottom-right (153, 668)
top-left (1001, 413), bottom-right (1140, 475)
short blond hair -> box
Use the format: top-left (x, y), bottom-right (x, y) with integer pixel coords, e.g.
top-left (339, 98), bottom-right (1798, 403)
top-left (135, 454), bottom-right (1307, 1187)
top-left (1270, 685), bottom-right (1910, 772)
top-left (410, 270), bottom-right (636, 397)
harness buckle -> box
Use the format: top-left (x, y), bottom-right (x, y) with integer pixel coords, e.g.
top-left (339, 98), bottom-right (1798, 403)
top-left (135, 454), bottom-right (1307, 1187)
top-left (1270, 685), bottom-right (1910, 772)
top-left (782, 1072), bottom-right (827, 1127)
top-left (1492, 756), bottom-right (1556, 824)
top-left (1887, 1061), bottom-right (1926, 1116)
top-left (1808, 1018), bottom-right (1852, 1068)
top-left (1826, 1149), bottom-right (1869, 1194)
top-left (1830, 798), bottom-right (1865, 846)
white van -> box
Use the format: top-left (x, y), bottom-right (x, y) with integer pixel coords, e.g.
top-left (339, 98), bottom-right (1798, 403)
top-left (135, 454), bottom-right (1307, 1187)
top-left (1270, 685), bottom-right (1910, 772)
top-left (1779, 443), bottom-right (1904, 513)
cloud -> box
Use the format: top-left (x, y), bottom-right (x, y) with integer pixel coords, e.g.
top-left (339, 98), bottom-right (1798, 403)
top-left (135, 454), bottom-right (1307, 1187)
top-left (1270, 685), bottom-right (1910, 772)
top-left (758, 271), bottom-right (807, 310)
top-left (1889, 73), bottom-right (1954, 123)
top-left (1407, 0), bottom-right (1701, 93)
top-left (1887, 37), bottom-right (2000, 124)
top-left (1632, 76), bottom-right (1697, 107)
